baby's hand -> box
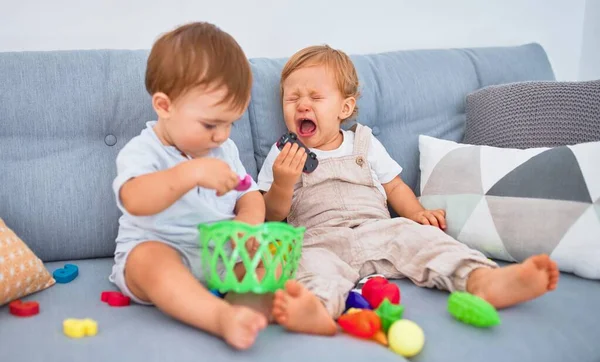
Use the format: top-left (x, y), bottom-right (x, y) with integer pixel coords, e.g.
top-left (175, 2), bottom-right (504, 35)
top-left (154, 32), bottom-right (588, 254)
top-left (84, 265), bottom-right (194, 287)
top-left (410, 209), bottom-right (447, 230)
top-left (272, 142), bottom-right (307, 189)
top-left (191, 158), bottom-right (239, 196)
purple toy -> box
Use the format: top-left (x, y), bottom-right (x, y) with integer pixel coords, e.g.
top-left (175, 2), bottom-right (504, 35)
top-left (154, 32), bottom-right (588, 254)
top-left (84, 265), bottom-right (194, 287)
top-left (345, 291), bottom-right (372, 311)
top-left (235, 175), bottom-right (252, 192)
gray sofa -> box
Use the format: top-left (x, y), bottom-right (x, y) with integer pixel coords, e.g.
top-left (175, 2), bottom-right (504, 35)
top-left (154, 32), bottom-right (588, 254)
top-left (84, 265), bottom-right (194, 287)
top-left (1, 43), bottom-right (599, 362)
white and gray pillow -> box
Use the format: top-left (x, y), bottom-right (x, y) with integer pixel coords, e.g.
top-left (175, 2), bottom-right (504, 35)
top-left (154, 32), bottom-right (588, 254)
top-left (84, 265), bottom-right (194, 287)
top-left (418, 135), bottom-right (600, 280)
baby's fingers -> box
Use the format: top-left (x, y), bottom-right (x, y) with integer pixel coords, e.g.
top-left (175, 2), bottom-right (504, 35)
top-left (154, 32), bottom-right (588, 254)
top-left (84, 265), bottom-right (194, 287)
top-left (432, 210), bottom-right (447, 229)
top-left (281, 143), bottom-right (300, 167)
top-left (291, 149), bottom-right (307, 171)
top-left (275, 143), bottom-right (292, 165)
top-left (425, 213), bottom-right (439, 228)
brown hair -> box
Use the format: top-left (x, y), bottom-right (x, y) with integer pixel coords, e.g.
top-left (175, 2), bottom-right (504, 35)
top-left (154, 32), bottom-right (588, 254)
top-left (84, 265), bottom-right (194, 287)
top-left (145, 22), bottom-right (251, 111)
top-left (280, 45), bottom-right (360, 120)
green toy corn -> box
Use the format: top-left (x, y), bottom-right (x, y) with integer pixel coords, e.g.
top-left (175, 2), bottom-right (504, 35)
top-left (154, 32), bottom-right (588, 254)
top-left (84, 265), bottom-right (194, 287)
top-left (447, 291), bottom-right (501, 327)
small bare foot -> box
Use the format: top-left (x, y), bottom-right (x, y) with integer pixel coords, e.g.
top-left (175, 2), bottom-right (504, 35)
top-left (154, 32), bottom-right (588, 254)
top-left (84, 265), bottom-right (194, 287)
top-left (272, 280), bottom-right (337, 336)
top-left (467, 254), bottom-right (559, 309)
top-left (219, 305), bottom-right (268, 350)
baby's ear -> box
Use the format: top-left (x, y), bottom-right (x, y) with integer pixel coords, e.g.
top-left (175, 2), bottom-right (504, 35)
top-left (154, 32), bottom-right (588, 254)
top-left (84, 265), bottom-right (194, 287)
top-left (152, 92), bottom-right (172, 119)
top-left (339, 96), bottom-right (357, 120)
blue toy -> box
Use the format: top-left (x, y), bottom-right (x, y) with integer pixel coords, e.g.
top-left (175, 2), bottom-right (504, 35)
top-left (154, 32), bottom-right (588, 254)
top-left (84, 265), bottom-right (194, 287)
top-left (210, 289), bottom-right (224, 298)
top-left (53, 264), bottom-right (79, 283)
top-left (346, 291), bottom-right (372, 310)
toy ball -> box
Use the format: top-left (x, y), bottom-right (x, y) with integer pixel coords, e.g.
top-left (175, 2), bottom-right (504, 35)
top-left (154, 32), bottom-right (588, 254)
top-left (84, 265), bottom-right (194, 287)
top-left (388, 319), bottom-right (425, 357)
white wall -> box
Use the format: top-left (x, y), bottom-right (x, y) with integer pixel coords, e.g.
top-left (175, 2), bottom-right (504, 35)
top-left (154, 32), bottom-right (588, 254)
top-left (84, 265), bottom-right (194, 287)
top-left (0, 0), bottom-right (590, 80)
top-left (579, 0), bottom-right (600, 80)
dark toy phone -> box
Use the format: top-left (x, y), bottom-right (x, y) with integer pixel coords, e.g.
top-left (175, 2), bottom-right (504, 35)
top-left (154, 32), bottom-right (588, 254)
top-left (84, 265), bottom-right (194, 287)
top-left (276, 132), bottom-right (319, 173)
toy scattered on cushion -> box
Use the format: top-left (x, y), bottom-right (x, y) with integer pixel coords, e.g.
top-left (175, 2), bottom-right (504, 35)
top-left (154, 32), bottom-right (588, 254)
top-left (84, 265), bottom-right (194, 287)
top-left (447, 291), bottom-right (501, 327)
top-left (375, 298), bottom-right (404, 333)
top-left (337, 310), bottom-right (381, 338)
top-left (388, 319), bottom-right (425, 357)
top-left (362, 276), bottom-right (400, 308)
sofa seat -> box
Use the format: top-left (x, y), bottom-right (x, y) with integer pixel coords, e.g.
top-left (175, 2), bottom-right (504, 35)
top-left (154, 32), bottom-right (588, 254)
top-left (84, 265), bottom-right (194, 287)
top-left (1, 258), bottom-right (599, 362)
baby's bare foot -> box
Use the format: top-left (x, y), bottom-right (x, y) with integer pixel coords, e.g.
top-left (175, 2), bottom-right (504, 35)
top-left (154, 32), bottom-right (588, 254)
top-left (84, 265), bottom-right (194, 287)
top-left (467, 254), bottom-right (559, 309)
top-left (219, 305), bottom-right (267, 350)
top-left (272, 280), bottom-right (337, 336)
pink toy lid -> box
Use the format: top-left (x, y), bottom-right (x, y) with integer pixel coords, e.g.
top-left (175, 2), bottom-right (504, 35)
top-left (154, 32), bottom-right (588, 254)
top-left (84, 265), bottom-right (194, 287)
top-left (235, 174), bottom-right (252, 191)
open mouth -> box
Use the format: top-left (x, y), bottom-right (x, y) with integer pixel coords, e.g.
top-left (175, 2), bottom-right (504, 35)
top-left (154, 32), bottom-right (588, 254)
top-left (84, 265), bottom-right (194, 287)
top-left (297, 118), bottom-right (317, 137)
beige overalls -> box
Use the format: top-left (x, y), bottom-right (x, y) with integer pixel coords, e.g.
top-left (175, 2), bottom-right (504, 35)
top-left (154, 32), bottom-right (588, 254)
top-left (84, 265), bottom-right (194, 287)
top-left (287, 124), bottom-right (497, 318)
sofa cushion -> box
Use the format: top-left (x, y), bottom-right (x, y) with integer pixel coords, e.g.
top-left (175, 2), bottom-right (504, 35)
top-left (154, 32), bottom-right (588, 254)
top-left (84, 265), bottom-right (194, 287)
top-left (464, 80), bottom-right (600, 148)
top-left (0, 218), bottom-right (55, 305)
top-left (463, 43), bottom-right (554, 87)
top-left (0, 50), bottom-right (257, 262)
top-left (418, 135), bottom-right (600, 279)
top-left (248, 44), bottom-right (555, 195)
top-left (0, 44), bottom-right (555, 260)
top-left (1, 258), bottom-right (599, 362)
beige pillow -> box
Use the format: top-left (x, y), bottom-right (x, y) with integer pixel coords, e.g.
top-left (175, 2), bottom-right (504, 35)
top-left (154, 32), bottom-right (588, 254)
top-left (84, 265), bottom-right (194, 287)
top-left (0, 218), bottom-right (55, 305)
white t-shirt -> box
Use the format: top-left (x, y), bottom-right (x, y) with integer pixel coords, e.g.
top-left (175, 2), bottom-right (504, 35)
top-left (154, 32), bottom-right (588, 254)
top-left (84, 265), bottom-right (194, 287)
top-left (113, 121), bottom-right (258, 253)
top-left (257, 129), bottom-right (402, 198)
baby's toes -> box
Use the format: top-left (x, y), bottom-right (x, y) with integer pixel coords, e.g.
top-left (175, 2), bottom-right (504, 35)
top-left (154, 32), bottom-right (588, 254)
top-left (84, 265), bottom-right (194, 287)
top-left (273, 291), bottom-right (288, 307)
top-left (548, 270), bottom-right (560, 290)
top-left (254, 314), bottom-right (268, 330)
top-left (530, 254), bottom-right (551, 270)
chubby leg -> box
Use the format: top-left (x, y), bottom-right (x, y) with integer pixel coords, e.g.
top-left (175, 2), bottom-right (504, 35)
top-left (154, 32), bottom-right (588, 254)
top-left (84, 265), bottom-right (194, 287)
top-left (125, 242), bottom-right (267, 350)
top-left (272, 246), bottom-right (358, 335)
top-left (356, 218), bottom-right (558, 309)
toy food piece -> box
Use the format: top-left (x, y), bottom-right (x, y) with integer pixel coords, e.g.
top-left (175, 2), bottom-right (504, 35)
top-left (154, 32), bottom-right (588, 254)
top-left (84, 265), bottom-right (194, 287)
top-left (352, 274), bottom-right (385, 294)
top-left (388, 319), bottom-right (425, 357)
top-left (337, 310), bottom-right (381, 339)
top-left (210, 289), bottom-right (224, 298)
top-left (101, 291), bottom-right (131, 307)
top-left (375, 299), bottom-right (404, 333)
top-left (362, 277), bottom-right (400, 308)
top-left (447, 291), bottom-right (500, 327)
top-left (53, 264), bottom-right (79, 283)
top-left (345, 308), bottom-right (362, 315)
top-left (63, 318), bottom-right (98, 338)
top-left (345, 291), bottom-right (372, 310)
top-left (235, 175), bottom-right (252, 191)
top-left (9, 300), bottom-right (39, 317)
top-left (372, 330), bottom-right (388, 346)
top-left (276, 132), bottom-right (319, 173)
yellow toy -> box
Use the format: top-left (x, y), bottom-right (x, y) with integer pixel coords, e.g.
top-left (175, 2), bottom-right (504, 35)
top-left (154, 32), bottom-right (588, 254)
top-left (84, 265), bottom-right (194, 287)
top-left (63, 318), bottom-right (98, 338)
top-left (387, 319), bottom-right (424, 357)
top-left (345, 308), bottom-right (362, 315)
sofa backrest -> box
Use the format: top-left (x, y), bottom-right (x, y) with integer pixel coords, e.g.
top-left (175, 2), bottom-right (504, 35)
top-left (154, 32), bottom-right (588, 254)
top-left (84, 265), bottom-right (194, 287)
top-left (0, 44), bottom-right (554, 262)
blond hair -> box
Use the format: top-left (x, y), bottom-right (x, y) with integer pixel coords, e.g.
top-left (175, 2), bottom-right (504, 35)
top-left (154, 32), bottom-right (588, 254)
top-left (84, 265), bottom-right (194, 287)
top-left (280, 45), bottom-right (360, 120)
top-left (145, 22), bottom-right (251, 111)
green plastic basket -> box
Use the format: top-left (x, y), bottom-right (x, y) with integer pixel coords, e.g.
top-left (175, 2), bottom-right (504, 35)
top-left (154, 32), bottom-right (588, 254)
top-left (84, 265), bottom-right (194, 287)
top-left (199, 221), bottom-right (305, 294)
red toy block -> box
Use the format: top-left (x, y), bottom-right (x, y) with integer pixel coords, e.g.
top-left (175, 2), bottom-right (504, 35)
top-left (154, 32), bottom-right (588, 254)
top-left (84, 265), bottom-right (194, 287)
top-left (101, 291), bottom-right (131, 307)
top-left (9, 300), bottom-right (39, 317)
top-left (362, 277), bottom-right (400, 308)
